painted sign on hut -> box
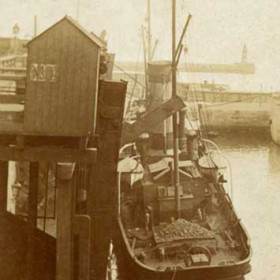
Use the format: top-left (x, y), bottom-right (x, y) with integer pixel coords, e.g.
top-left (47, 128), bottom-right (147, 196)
top-left (24, 16), bottom-right (106, 137)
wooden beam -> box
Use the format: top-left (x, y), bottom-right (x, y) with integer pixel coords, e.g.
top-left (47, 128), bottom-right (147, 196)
top-left (0, 94), bottom-right (25, 104)
top-left (0, 74), bottom-right (26, 81)
top-left (0, 66), bottom-right (26, 72)
top-left (0, 161), bottom-right (8, 213)
top-left (26, 162), bottom-right (39, 280)
top-left (0, 121), bottom-right (23, 134)
top-left (56, 163), bottom-right (75, 280)
top-left (122, 96), bottom-right (185, 144)
top-left (73, 215), bottom-right (91, 280)
top-left (0, 146), bottom-right (97, 163)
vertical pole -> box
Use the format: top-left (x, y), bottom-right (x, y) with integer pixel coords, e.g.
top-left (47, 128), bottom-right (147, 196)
top-left (56, 163), bottom-right (75, 280)
top-left (142, 26), bottom-right (149, 101)
top-left (147, 0), bottom-right (151, 62)
top-left (26, 162), bottom-right (39, 280)
top-left (76, 0), bottom-right (80, 22)
top-left (0, 161), bottom-right (8, 214)
top-left (34, 15), bottom-right (37, 37)
top-left (43, 163), bottom-right (50, 231)
top-left (172, 0), bottom-right (181, 218)
top-left (179, 108), bottom-right (187, 151)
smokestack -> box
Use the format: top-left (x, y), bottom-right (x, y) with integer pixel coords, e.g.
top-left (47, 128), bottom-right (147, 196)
top-left (147, 61), bottom-right (172, 150)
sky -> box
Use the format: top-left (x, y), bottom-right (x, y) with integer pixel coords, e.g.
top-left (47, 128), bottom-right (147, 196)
top-left (1, 0), bottom-right (280, 91)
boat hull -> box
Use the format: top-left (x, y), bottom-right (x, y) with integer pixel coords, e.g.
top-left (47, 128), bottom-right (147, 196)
top-left (114, 218), bottom-right (251, 280)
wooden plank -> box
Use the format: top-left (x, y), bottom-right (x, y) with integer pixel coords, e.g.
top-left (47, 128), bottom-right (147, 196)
top-left (79, 36), bottom-right (97, 134)
top-left (0, 121), bottom-right (23, 134)
top-left (65, 21), bottom-right (76, 135)
top-left (0, 161), bottom-right (8, 213)
top-left (0, 110), bottom-right (23, 120)
top-left (39, 32), bottom-right (50, 134)
top-left (0, 66), bottom-right (26, 72)
top-left (56, 163), bottom-right (74, 280)
top-left (0, 94), bottom-right (25, 104)
top-left (26, 162), bottom-right (39, 280)
top-left (73, 215), bottom-right (91, 280)
top-left (73, 28), bottom-right (84, 134)
top-left (122, 96), bottom-right (186, 144)
top-left (0, 74), bottom-right (26, 81)
top-left (0, 146), bottom-right (97, 162)
top-left (49, 24), bottom-right (61, 134)
top-left (0, 112), bottom-right (23, 134)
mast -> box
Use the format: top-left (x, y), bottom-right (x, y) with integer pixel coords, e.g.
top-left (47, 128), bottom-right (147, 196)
top-left (144, 0), bottom-right (151, 103)
top-left (76, 0), bottom-right (80, 22)
top-left (34, 15), bottom-right (37, 37)
top-left (172, 0), bottom-right (181, 218)
top-left (147, 0), bottom-right (151, 62)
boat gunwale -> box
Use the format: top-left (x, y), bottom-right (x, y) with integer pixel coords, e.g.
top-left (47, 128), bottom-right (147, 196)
top-left (117, 214), bottom-right (252, 273)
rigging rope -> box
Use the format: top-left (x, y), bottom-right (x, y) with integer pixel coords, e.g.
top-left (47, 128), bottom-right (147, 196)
top-left (114, 64), bottom-right (146, 89)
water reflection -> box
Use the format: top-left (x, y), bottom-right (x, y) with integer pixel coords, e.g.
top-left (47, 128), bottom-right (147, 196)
top-left (215, 132), bottom-right (280, 280)
top-left (268, 143), bottom-right (280, 175)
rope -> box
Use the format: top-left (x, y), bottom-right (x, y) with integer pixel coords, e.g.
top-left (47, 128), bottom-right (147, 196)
top-left (114, 64), bottom-right (146, 89)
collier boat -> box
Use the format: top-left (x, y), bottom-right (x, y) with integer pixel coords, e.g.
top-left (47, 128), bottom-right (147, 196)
top-left (113, 1), bottom-right (251, 279)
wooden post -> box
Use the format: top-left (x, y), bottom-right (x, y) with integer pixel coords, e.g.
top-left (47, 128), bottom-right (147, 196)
top-left (56, 163), bottom-right (75, 280)
top-left (26, 162), bottom-right (39, 280)
top-left (0, 161), bottom-right (8, 214)
top-left (88, 80), bottom-right (127, 280)
top-left (73, 215), bottom-right (91, 280)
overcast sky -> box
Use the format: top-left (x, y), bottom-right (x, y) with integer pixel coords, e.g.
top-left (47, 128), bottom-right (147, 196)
top-left (1, 0), bottom-right (280, 90)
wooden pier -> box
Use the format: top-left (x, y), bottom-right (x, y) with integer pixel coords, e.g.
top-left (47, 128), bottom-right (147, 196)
top-left (0, 16), bottom-right (127, 280)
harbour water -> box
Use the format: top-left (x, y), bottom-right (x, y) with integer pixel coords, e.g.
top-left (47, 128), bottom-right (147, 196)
top-left (214, 131), bottom-right (280, 280)
top-left (114, 131), bottom-right (280, 280)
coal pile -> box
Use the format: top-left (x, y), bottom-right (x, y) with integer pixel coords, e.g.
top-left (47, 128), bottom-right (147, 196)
top-left (154, 219), bottom-right (215, 243)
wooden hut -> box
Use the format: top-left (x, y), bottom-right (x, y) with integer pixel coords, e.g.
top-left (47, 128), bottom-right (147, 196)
top-left (24, 16), bottom-right (106, 137)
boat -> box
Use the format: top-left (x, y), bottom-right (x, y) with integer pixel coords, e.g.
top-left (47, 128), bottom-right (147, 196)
top-left (113, 1), bottom-right (251, 279)
top-left (270, 93), bottom-right (280, 145)
top-left (115, 118), bottom-right (251, 280)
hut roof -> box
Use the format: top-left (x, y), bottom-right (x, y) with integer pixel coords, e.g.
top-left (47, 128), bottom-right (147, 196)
top-left (27, 15), bottom-right (106, 49)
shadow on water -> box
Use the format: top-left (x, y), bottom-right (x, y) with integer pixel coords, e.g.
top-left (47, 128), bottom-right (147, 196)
top-left (212, 131), bottom-right (271, 150)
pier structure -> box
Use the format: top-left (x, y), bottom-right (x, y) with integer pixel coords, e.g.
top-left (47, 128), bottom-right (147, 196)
top-left (115, 43), bottom-right (255, 75)
top-left (0, 16), bottom-right (127, 280)
top-left (178, 84), bottom-right (273, 133)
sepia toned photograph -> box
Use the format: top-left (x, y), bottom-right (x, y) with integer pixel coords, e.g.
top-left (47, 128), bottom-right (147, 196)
top-left (0, 0), bottom-right (279, 279)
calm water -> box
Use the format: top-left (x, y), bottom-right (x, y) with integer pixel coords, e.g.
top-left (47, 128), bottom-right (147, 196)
top-left (115, 131), bottom-right (280, 280)
top-left (214, 131), bottom-right (280, 280)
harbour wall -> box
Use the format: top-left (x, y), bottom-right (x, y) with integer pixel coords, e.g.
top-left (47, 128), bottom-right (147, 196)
top-left (178, 87), bottom-right (272, 133)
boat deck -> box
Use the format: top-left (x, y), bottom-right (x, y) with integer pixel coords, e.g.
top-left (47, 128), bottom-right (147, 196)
top-left (124, 200), bottom-right (244, 271)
